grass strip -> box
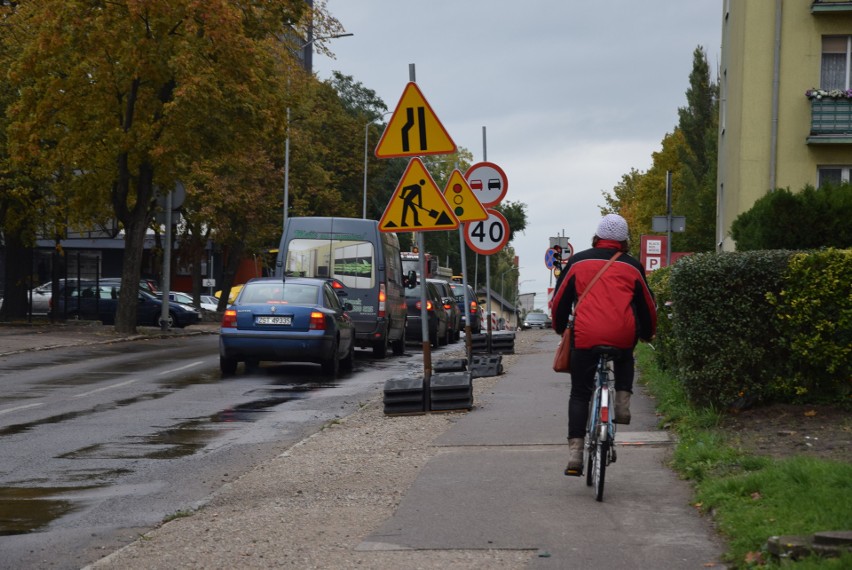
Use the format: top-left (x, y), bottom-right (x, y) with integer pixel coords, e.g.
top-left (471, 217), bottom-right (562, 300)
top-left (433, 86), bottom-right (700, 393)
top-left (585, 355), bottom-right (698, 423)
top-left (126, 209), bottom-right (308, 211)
top-left (635, 344), bottom-right (852, 569)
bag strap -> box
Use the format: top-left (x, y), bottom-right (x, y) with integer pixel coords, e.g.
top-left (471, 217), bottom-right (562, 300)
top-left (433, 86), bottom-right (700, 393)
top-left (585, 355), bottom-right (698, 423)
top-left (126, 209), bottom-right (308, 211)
top-left (575, 251), bottom-right (622, 311)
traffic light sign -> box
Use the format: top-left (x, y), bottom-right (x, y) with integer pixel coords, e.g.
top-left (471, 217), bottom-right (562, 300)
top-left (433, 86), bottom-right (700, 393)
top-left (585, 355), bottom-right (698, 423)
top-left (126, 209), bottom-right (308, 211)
top-left (552, 245), bottom-right (563, 277)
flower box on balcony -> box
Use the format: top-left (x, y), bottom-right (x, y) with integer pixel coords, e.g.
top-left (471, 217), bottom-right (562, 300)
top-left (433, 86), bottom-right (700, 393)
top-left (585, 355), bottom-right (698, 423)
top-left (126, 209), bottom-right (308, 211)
top-left (808, 98), bottom-right (852, 143)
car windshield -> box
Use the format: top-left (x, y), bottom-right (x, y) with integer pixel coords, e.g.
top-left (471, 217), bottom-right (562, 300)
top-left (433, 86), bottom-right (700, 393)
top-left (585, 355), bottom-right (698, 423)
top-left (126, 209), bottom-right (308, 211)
top-left (240, 282), bottom-right (319, 305)
top-left (526, 313), bottom-right (547, 322)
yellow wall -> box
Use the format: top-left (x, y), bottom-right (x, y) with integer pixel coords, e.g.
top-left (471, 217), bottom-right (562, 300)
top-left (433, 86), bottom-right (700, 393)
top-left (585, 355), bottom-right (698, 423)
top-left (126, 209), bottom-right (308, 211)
top-left (717, 1), bottom-right (852, 251)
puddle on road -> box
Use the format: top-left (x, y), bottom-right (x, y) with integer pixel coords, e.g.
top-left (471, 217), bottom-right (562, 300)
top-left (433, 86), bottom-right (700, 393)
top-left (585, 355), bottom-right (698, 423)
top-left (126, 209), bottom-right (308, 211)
top-left (0, 485), bottom-right (98, 536)
top-left (0, 391), bottom-right (172, 437)
top-left (0, 381), bottom-right (342, 534)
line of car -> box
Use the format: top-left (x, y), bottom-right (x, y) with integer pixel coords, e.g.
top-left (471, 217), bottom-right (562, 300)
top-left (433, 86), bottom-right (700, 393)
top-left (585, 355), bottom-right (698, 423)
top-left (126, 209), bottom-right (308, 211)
top-left (218, 274), bottom-right (485, 378)
top-left (13, 278), bottom-right (219, 327)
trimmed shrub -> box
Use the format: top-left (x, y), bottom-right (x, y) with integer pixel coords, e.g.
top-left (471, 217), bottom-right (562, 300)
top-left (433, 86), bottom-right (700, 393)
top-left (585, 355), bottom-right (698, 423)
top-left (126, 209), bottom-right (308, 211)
top-left (731, 183), bottom-right (852, 251)
top-left (647, 265), bottom-right (677, 371)
top-left (766, 248), bottom-right (852, 401)
top-left (669, 251), bottom-right (793, 407)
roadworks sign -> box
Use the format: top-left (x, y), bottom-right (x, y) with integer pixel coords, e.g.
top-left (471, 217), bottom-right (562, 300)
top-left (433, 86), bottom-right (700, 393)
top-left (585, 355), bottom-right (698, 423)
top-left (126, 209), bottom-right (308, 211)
top-left (379, 158), bottom-right (459, 232)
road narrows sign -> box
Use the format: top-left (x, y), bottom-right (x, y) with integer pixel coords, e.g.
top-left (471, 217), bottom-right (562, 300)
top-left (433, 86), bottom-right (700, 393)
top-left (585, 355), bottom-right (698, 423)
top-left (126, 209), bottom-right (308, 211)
top-left (379, 158), bottom-right (459, 232)
top-left (375, 82), bottom-right (457, 158)
top-left (442, 169), bottom-right (488, 223)
top-left (464, 209), bottom-right (510, 255)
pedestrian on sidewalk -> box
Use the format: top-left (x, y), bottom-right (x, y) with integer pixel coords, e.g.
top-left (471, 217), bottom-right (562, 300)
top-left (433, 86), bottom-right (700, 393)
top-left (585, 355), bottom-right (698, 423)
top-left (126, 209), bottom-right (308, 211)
top-left (550, 213), bottom-right (657, 475)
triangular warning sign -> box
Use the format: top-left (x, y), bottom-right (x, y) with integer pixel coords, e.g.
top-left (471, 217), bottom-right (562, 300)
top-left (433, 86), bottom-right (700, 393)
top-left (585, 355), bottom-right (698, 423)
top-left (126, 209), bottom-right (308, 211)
top-left (443, 169), bottom-right (488, 223)
top-left (375, 82), bottom-right (457, 158)
top-left (379, 158), bottom-right (459, 232)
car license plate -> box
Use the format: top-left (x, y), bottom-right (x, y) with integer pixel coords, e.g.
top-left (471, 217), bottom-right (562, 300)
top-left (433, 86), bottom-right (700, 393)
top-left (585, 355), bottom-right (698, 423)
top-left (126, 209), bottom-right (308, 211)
top-left (255, 316), bottom-right (291, 325)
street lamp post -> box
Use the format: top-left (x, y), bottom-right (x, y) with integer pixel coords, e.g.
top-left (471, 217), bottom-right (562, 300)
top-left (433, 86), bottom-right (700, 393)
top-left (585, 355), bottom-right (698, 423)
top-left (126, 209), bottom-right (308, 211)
top-left (283, 32), bottom-right (353, 231)
top-left (363, 111), bottom-right (392, 219)
top-left (498, 267), bottom-right (522, 329)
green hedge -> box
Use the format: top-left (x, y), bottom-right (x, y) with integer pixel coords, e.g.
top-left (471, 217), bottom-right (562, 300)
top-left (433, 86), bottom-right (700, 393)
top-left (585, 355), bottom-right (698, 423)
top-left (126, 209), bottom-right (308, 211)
top-left (651, 249), bottom-right (851, 408)
top-left (646, 266), bottom-right (676, 371)
top-left (731, 183), bottom-right (852, 250)
top-left (669, 251), bottom-right (793, 407)
top-left (766, 248), bottom-right (852, 401)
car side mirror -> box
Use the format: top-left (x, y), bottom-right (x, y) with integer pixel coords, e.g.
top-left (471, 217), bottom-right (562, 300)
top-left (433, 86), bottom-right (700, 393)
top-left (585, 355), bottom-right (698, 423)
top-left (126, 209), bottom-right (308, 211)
top-left (403, 270), bottom-right (417, 289)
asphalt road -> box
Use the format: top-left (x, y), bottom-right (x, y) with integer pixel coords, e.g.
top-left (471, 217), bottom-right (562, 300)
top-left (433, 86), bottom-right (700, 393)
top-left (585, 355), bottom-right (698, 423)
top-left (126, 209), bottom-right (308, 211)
top-left (0, 333), bottom-right (423, 569)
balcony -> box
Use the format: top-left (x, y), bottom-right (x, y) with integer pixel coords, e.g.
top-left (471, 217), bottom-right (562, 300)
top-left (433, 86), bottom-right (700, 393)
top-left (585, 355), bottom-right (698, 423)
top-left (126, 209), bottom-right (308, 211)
top-left (811, 1), bottom-right (852, 13)
top-left (807, 98), bottom-right (852, 144)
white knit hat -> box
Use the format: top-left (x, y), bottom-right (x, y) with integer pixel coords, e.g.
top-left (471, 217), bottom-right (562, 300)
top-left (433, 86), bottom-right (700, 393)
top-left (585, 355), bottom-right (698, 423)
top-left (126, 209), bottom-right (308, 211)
top-left (596, 214), bottom-right (629, 241)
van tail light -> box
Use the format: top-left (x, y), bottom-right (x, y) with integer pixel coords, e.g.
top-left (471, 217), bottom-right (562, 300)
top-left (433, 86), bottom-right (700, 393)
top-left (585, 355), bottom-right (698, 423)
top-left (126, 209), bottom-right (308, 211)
top-left (309, 311), bottom-right (326, 330)
top-left (222, 309), bottom-right (237, 328)
top-left (443, 301), bottom-right (452, 310)
top-left (415, 300), bottom-right (434, 311)
top-left (378, 284), bottom-right (387, 317)
top-left (470, 300), bottom-right (478, 314)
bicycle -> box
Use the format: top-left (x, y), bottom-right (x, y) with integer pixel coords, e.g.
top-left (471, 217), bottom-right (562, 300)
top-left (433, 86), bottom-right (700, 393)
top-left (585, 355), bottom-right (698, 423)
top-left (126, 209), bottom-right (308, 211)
top-left (584, 346), bottom-right (620, 501)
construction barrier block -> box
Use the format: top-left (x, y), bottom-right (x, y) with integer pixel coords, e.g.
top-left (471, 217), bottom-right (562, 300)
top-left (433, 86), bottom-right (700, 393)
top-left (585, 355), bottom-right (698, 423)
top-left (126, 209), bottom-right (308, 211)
top-left (491, 331), bottom-right (516, 354)
top-left (470, 354), bottom-right (503, 378)
top-left (430, 371), bottom-right (473, 411)
top-left (434, 358), bottom-right (468, 373)
top-left (470, 333), bottom-right (488, 353)
top-left (383, 376), bottom-right (425, 415)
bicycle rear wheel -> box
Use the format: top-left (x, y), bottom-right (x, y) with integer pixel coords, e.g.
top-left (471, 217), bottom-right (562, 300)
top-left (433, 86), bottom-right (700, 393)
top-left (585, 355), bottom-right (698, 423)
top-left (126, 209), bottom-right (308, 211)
top-left (585, 436), bottom-right (593, 486)
top-left (594, 440), bottom-right (608, 501)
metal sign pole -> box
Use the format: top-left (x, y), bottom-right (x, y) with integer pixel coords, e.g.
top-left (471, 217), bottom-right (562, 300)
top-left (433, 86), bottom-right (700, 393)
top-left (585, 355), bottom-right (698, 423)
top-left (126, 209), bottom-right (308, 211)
top-left (666, 171), bottom-right (673, 267)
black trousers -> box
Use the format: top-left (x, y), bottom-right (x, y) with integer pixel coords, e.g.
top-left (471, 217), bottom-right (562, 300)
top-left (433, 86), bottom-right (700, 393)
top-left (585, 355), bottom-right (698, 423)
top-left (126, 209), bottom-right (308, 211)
top-left (567, 348), bottom-right (634, 439)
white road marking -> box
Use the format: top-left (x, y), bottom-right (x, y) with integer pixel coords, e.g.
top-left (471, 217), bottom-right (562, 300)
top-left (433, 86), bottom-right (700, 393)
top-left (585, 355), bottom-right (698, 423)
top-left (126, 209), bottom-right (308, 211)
top-left (0, 402), bottom-right (45, 416)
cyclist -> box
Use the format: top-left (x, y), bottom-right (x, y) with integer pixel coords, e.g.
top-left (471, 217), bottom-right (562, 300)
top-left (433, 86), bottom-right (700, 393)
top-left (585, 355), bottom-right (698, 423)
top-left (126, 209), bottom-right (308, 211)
top-left (551, 214), bottom-right (657, 475)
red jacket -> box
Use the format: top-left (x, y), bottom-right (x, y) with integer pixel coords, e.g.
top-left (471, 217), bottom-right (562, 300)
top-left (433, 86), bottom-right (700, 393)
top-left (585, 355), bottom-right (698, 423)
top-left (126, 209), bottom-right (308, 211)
top-left (551, 240), bottom-right (656, 350)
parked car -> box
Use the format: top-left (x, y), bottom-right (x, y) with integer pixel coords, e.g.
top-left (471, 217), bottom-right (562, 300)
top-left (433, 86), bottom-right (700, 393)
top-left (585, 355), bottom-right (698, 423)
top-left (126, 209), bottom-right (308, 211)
top-left (522, 312), bottom-right (551, 330)
top-left (27, 281), bottom-right (59, 315)
top-left (52, 281), bottom-right (200, 327)
top-left (448, 281), bottom-right (481, 334)
top-left (18, 278), bottom-right (156, 316)
top-left (218, 277), bottom-right (355, 378)
top-left (156, 290), bottom-right (195, 306)
top-left (404, 281), bottom-right (449, 348)
top-left (199, 295), bottom-right (220, 312)
top-left (427, 279), bottom-right (461, 342)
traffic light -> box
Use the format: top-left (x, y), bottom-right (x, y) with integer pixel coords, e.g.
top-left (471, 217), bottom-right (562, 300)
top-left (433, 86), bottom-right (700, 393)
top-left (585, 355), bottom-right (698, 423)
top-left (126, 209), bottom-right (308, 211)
top-left (552, 245), bottom-right (562, 277)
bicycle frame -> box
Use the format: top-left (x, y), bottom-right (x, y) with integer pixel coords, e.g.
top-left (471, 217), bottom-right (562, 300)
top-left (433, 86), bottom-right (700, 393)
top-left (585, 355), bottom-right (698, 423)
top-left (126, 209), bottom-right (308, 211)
top-left (584, 349), bottom-right (618, 501)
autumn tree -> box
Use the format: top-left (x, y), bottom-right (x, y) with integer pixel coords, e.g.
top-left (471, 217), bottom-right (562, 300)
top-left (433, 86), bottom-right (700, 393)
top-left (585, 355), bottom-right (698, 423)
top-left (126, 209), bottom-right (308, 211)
top-left (0, 0), bottom-right (341, 332)
top-left (601, 46), bottom-right (718, 255)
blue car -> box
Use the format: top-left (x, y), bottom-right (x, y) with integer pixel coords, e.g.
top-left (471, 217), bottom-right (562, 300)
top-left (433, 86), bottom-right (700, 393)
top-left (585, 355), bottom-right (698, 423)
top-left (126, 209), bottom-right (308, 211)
top-left (219, 277), bottom-right (355, 377)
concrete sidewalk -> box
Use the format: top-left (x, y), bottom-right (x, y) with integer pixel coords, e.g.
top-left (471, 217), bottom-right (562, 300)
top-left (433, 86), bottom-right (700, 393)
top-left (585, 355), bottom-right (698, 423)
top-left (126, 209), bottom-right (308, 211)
top-left (360, 335), bottom-right (724, 567)
top-left (0, 320), bottom-right (219, 356)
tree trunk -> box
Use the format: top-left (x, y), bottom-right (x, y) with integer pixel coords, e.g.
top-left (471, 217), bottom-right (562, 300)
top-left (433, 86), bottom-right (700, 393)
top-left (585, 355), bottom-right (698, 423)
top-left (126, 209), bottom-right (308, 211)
top-left (113, 160), bottom-right (155, 334)
top-left (218, 241), bottom-right (245, 307)
top-left (1, 236), bottom-right (33, 320)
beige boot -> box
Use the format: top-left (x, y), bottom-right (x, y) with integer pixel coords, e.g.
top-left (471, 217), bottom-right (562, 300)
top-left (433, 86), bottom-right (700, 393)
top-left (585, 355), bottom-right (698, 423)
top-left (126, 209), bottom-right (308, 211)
top-left (564, 438), bottom-right (585, 476)
top-left (615, 391), bottom-right (631, 424)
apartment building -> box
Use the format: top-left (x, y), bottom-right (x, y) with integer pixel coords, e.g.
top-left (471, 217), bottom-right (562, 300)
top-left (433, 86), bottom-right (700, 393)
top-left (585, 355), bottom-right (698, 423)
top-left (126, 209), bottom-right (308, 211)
top-left (717, 0), bottom-right (852, 251)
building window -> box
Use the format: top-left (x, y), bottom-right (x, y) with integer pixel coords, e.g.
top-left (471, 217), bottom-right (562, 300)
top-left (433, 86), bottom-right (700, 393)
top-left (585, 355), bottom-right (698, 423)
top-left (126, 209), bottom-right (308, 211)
top-left (821, 36), bottom-right (852, 90)
top-left (817, 166), bottom-right (851, 187)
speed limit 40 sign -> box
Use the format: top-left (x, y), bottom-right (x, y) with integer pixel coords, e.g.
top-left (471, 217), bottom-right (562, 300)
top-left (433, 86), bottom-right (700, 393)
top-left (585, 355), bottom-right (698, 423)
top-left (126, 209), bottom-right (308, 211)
top-left (464, 209), bottom-right (510, 255)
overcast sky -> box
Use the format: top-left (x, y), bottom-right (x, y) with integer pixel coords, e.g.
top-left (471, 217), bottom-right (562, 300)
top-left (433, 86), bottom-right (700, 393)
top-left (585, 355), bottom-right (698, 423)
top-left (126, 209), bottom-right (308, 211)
top-left (313, 0), bottom-right (722, 309)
